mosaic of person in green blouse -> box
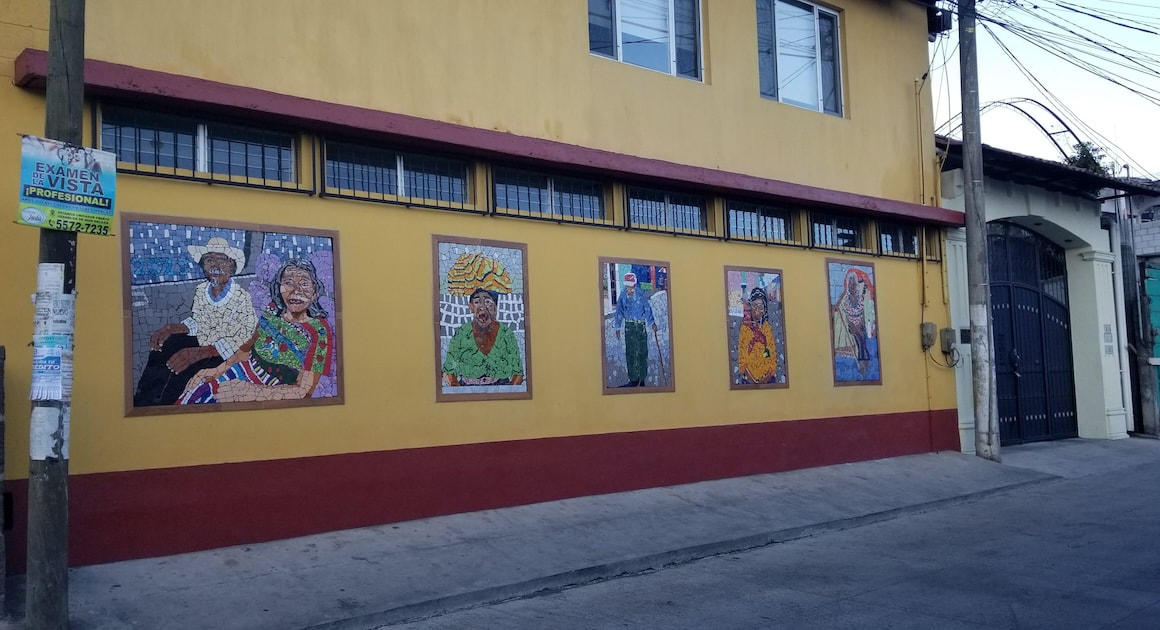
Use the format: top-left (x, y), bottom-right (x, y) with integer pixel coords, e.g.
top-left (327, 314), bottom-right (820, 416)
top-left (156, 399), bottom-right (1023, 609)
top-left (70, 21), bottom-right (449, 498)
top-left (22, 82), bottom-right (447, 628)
top-left (442, 287), bottom-right (525, 387)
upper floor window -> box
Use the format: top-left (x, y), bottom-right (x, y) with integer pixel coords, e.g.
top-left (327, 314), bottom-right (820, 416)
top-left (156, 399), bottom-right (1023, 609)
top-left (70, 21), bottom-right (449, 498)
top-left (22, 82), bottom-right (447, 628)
top-left (756, 0), bottom-right (842, 116)
top-left (628, 186), bottom-right (709, 234)
top-left (324, 140), bottom-right (470, 208)
top-left (100, 104), bottom-right (296, 184)
top-left (494, 166), bottom-right (607, 223)
top-left (728, 200), bottom-right (794, 243)
top-left (589, 0), bottom-right (702, 80)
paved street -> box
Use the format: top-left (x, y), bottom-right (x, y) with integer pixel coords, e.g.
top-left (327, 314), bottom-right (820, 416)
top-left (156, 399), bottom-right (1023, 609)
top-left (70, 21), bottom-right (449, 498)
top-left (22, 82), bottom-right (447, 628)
top-left (386, 442), bottom-right (1160, 629)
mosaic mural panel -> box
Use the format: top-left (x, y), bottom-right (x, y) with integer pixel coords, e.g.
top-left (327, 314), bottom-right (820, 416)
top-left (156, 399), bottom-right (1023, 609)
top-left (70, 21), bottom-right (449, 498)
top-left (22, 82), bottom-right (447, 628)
top-left (600, 258), bottom-right (674, 393)
top-left (826, 258), bottom-right (881, 385)
top-left (434, 236), bottom-right (531, 401)
top-left (725, 266), bottom-right (788, 389)
top-left (123, 214), bottom-right (342, 414)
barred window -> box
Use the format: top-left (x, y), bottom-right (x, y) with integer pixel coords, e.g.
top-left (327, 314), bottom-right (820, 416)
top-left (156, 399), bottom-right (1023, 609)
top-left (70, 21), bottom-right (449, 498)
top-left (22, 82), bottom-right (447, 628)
top-left (206, 123), bottom-right (293, 182)
top-left (924, 226), bottom-right (943, 261)
top-left (879, 221), bottom-right (920, 257)
top-left (811, 212), bottom-right (865, 250)
top-left (324, 141), bottom-right (469, 207)
top-left (494, 167), bottom-right (605, 222)
top-left (628, 187), bottom-right (708, 234)
top-left (728, 200), bottom-right (793, 243)
top-left (100, 104), bottom-right (296, 184)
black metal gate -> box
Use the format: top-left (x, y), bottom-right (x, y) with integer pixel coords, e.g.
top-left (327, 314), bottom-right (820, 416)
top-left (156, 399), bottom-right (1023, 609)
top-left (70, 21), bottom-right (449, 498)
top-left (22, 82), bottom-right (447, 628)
top-left (988, 222), bottom-right (1078, 445)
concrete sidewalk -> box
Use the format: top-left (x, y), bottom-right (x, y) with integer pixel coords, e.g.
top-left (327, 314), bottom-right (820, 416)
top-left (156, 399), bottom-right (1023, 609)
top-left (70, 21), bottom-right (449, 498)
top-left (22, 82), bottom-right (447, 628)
top-left (8, 438), bottom-right (1157, 629)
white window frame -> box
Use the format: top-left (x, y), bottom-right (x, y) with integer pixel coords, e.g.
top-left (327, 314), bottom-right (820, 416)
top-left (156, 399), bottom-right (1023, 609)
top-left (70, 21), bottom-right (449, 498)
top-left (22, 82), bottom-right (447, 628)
top-left (760, 0), bottom-right (843, 116)
top-left (592, 0), bottom-right (704, 81)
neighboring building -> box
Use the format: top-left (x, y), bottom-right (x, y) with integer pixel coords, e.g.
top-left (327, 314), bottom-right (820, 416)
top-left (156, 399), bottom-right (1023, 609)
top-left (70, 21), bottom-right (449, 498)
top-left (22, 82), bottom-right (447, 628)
top-left (939, 138), bottom-right (1159, 449)
top-left (1109, 179), bottom-right (1160, 425)
top-left (1, 1), bottom-right (957, 569)
top-left (1123, 183), bottom-right (1160, 257)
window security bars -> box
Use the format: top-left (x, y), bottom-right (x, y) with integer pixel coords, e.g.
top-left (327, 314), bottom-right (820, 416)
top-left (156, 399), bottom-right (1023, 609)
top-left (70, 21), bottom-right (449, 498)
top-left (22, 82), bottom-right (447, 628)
top-left (810, 211), bottom-right (871, 252)
top-left (324, 140), bottom-right (471, 210)
top-left (878, 221), bottom-right (921, 258)
top-left (757, 0), bottom-right (842, 115)
top-left (589, 0), bottom-right (702, 80)
top-left (493, 167), bottom-right (608, 224)
top-left (100, 105), bottom-right (301, 189)
top-left (727, 200), bottom-right (803, 245)
top-left (627, 187), bottom-right (711, 235)
top-left (923, 226), bottom-right (944, 262)
top-left (99, 105), bottom-right (944, 263)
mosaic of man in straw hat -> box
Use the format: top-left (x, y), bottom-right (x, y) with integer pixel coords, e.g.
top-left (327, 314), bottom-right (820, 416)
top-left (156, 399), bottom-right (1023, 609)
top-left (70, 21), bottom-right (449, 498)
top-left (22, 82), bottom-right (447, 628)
top-left (133, 236), bottom-right (259, 406)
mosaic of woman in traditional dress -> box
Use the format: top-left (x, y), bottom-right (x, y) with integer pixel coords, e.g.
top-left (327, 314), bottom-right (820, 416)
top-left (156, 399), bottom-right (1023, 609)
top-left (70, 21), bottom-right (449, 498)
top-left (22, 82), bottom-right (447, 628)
top-left (725, 267), bottom-right (787, 389)
top-left (600, 258), bottom-right (674, 393)
top-left (123, 215), bottom-right (342, 413)
top-left (434, 236), bottom-right (530, 401)
top-left (826, 259), bottom-right (880, 385)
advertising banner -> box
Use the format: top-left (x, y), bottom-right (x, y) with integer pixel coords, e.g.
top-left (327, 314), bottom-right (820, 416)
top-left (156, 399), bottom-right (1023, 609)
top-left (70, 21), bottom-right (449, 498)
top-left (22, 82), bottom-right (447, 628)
top-left (18, 135), bottom-right (116, 235)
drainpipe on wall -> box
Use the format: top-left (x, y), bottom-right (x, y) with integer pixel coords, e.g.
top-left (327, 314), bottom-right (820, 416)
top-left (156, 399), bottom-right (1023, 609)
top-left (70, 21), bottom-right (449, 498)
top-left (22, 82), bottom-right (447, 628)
top-left (1110, 207), bottom-right (1136, 434)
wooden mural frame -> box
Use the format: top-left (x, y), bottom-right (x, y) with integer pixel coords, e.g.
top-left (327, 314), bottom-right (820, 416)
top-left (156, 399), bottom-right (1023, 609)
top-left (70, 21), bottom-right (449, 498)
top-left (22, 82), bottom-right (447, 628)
top-left (121, 212), bottom-right (345, 416)
top-left (432, 234), bottom-right (533, 402)
top-left (825, 257), bottom-right (883, 387)
top-left (599, 256), bottom-right (676, 395)
top-left (724, 265), bottom-right (790, 390)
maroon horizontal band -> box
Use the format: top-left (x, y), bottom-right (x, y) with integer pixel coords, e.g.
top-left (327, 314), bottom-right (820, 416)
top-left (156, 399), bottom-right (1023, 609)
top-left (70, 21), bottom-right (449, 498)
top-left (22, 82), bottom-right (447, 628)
top-left (4, 409), bottom-right (958, 571)
top-left (14, 48), bottom-right (964, 227)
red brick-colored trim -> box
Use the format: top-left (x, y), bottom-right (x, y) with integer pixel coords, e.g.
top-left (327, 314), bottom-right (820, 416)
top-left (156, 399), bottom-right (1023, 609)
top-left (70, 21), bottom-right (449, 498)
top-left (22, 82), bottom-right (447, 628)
top-left (4, 409), bottom-right (958, 572)
top-left (13, 48), bottom-right (964, 227)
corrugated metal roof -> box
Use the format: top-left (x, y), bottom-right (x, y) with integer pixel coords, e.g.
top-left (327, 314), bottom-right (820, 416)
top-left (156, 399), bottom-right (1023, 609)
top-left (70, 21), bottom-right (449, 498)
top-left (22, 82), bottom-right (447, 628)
top-left (937, 136), bottom-right (1160, 200)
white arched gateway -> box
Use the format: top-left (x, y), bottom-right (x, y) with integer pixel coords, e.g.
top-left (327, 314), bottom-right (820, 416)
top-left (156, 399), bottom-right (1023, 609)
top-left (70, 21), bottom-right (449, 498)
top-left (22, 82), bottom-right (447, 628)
top-left (939, 139), bottom-right (1157, 452)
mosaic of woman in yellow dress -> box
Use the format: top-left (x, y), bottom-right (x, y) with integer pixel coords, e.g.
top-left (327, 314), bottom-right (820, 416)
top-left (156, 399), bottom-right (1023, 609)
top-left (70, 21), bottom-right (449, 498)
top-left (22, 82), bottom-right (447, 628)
top-left (737, 287), bottom-right (779, 384)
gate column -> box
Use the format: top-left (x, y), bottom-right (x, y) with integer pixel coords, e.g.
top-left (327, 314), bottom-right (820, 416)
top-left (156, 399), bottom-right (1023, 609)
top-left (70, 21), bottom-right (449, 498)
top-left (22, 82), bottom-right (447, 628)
top-left (1069, 250), bottom-right (1130, 439)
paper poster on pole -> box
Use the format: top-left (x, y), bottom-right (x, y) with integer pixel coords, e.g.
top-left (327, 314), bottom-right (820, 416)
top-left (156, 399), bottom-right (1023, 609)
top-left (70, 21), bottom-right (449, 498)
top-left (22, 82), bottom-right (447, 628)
top-left (30, 286), bottom-right (75, 401)
top-left (18, 135), bottom-right (116, 235)
top-left (29, 406), bottom-right (62, 461)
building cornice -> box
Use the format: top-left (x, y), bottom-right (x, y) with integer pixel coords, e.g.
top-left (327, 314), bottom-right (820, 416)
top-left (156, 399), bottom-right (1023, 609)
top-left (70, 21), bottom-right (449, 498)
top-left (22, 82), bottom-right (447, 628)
top-left (15, 48), bottom-right (964, 227)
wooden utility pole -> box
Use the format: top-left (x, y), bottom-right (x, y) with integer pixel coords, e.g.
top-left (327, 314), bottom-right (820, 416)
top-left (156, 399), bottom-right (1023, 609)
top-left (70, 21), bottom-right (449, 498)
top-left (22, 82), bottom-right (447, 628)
top-left (959, 0), bottom-right (1000, 461)
top-left (27, 0), bottom-right (85, 628)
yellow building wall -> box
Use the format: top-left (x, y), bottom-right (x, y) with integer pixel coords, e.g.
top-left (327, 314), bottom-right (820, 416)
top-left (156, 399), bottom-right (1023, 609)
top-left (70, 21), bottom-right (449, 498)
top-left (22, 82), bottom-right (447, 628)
top-left (1, 0), bottom-right (938, 205)
top-left (0, 0), bottom-right (955, 480)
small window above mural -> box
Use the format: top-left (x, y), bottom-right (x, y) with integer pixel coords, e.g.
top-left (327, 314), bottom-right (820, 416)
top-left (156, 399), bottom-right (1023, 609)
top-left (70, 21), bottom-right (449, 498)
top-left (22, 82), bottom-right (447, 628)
top-left (324, 140), bottom-right (472, 211)
top-left (493, 166), bottom-right (608, 224)
top-left (810, 211), bottom-right (871, 253)
top-left (99, 104), bottom-right (303, 189)
top-left (878, 221), bottom-right (920, 258)
top-left (727, 200), bottom-right (800, 245)
top-left (627, 187), bottom-right (711, 236)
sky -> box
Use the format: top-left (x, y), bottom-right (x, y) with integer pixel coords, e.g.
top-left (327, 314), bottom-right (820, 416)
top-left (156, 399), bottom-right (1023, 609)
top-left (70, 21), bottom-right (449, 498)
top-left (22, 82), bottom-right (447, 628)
top-left (929, 0), bottom-right (1160, 180)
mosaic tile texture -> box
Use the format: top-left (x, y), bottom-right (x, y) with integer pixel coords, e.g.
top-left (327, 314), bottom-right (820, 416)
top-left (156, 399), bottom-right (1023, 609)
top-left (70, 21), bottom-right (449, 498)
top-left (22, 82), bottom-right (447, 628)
top-left (601, 262), bottom-right (673, 390)
top-left (436, 239), bottom-right (529, 398)
top-left (726, 269), bottom-right (787, 386)
top-left (828, 260), bottom-right (880, 383)
top-left (128, 219), bottom-right (340, 410)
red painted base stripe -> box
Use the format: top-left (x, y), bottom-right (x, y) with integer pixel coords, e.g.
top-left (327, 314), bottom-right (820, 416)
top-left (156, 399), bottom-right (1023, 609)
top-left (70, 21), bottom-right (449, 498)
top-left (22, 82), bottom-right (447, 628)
top-left (4, 409), bottom-right (957, 572)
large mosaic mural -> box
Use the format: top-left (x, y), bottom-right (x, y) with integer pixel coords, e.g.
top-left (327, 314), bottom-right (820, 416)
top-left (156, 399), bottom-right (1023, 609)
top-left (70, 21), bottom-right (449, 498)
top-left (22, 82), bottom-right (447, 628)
top-left (600, 258), bottom-right (674, 393)
top-left (826, 258), bottom-right (881, 385)
top-left (434, 236), bottom-right (531, 401)
top-left (123, 214), bottom-right (342, 414)
top-left (725, 266), bottom-right (788, 388)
